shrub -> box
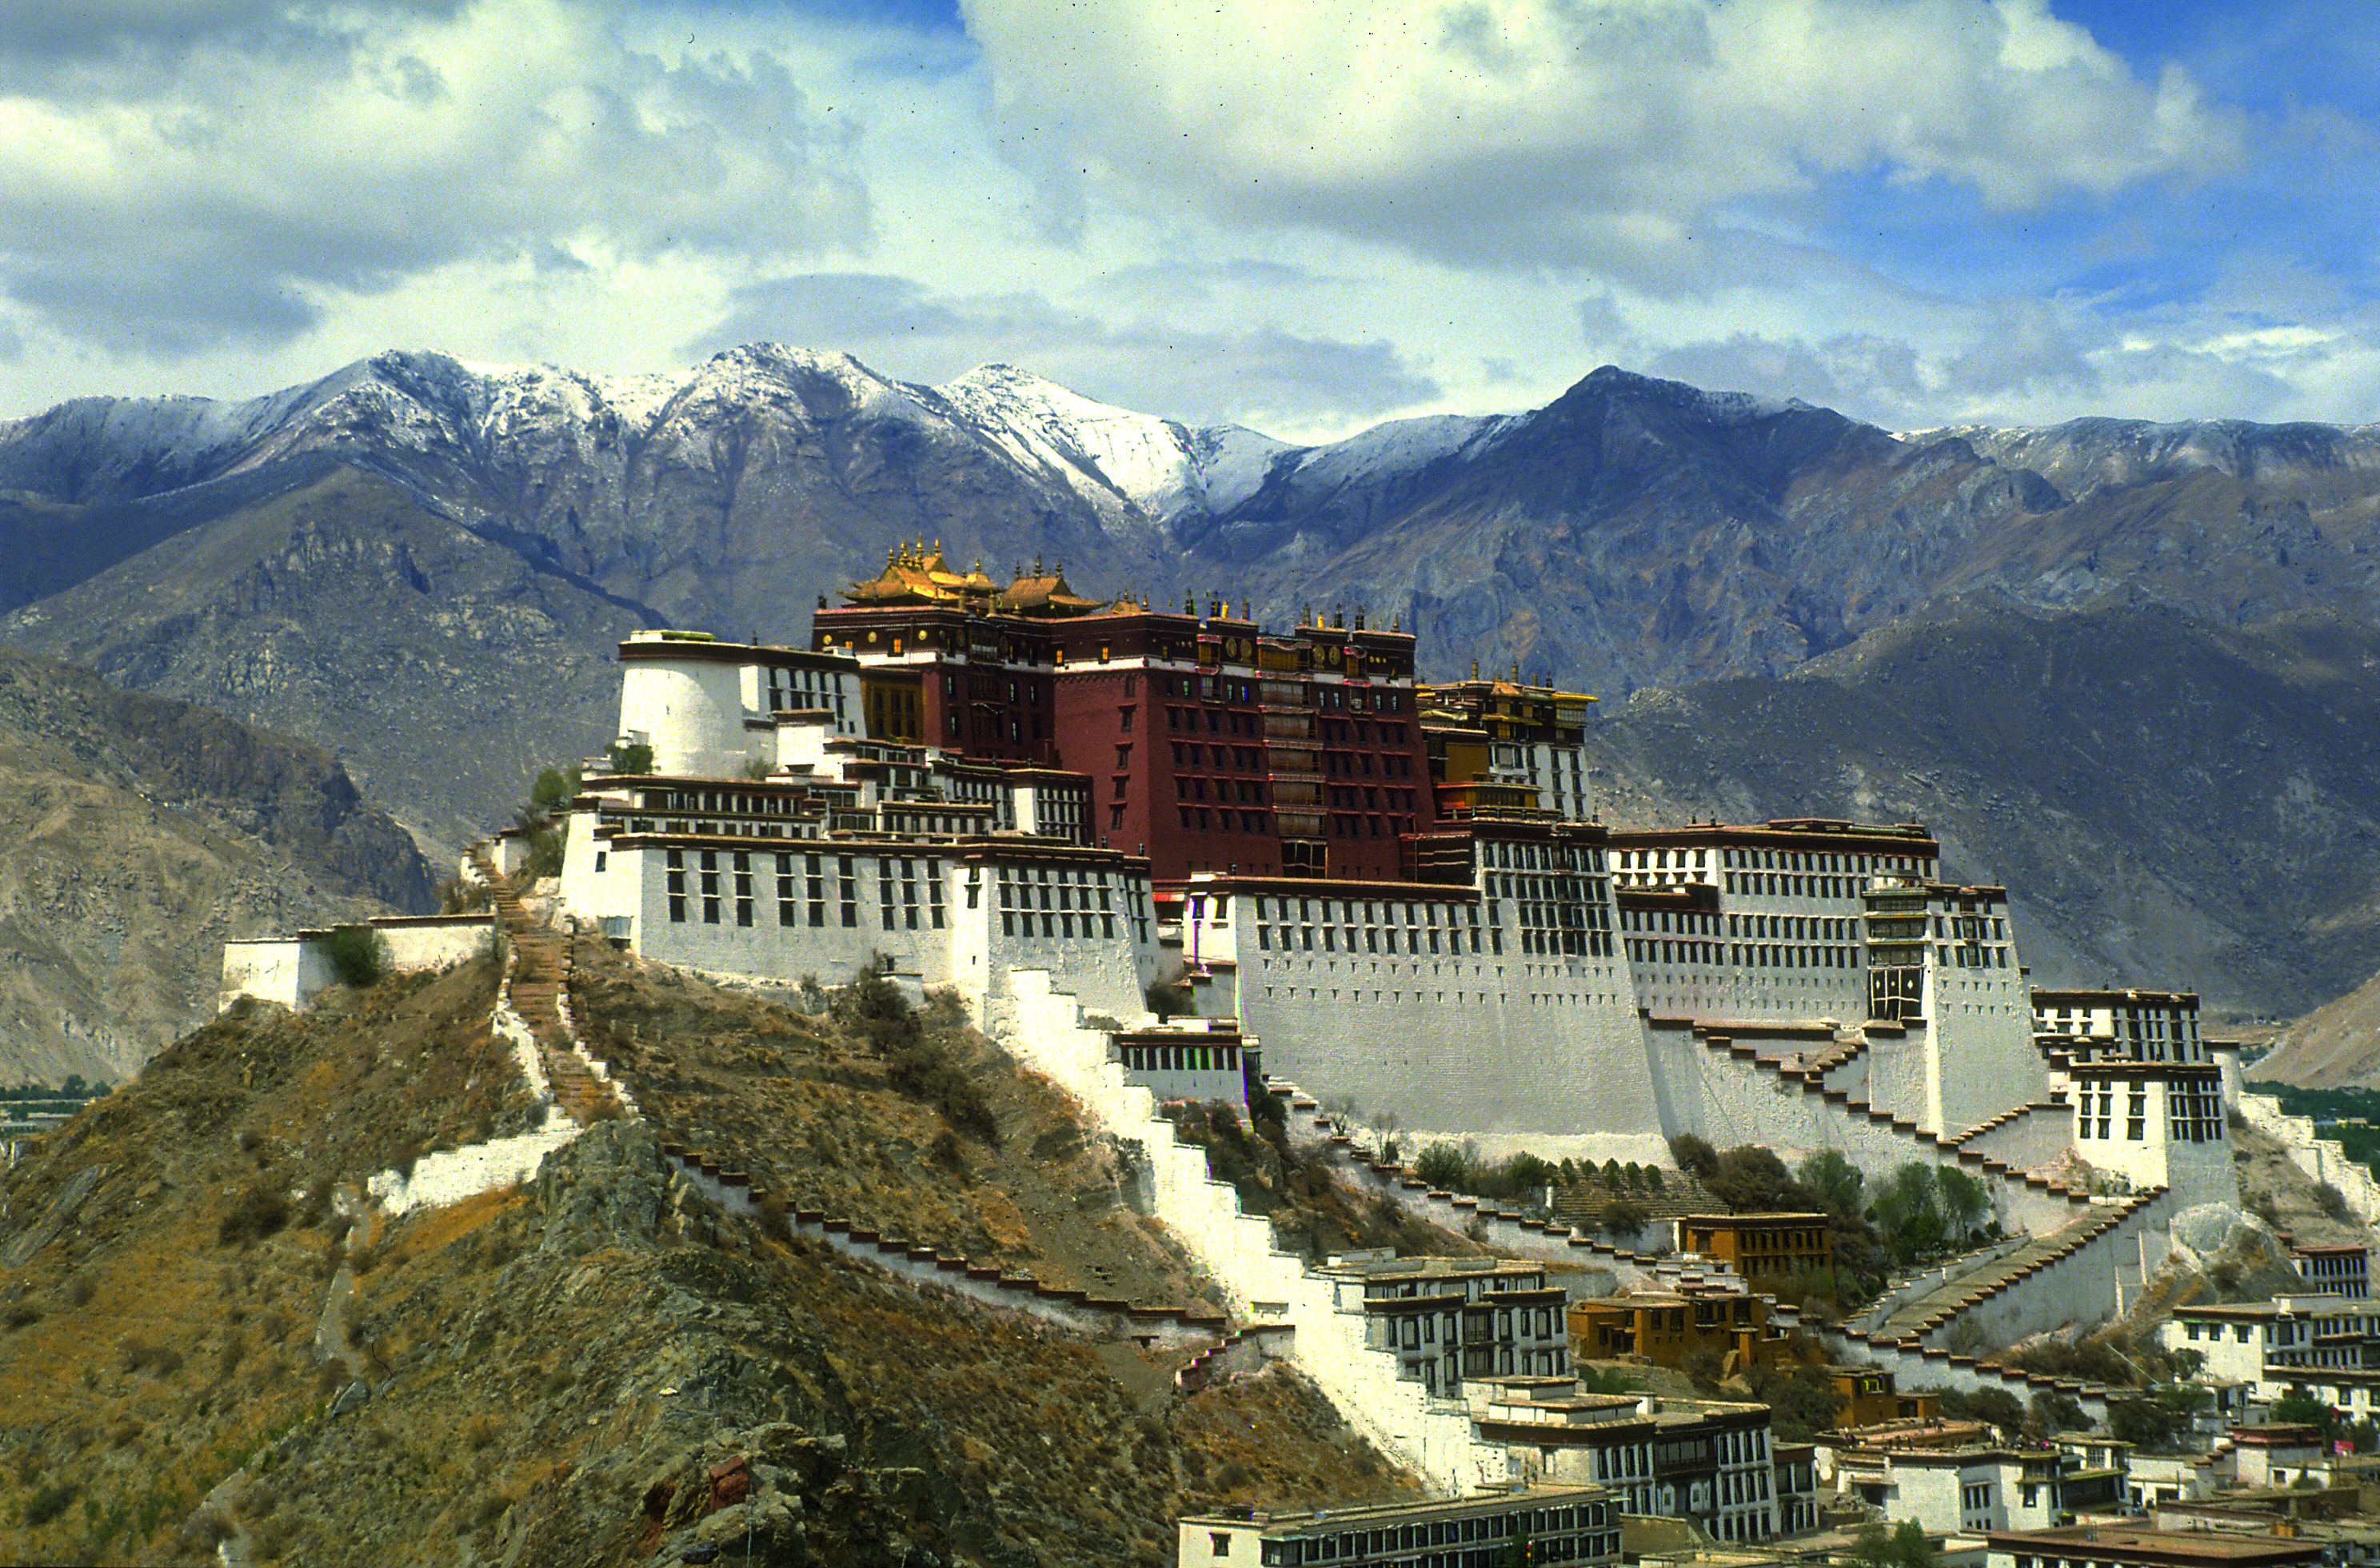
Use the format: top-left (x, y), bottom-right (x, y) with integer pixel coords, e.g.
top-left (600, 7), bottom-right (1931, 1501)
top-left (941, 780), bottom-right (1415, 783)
top-left (2317, 1182), bottom-right (2354, 1222)
top-left (25, 1482), bottom-right (78, 1527)
top-left (1667, 1134), bottom-right (1718, 1180)
top-left (524, 826), bottom-right (565, 880)
top-left (2, 1301), bottom-right (40, 1331)
top-left (218, 1183), bottom-right (293, 1246)
top-left (885, 1039), bottom-right (1000, 1143)
top-left (602, 741), bottom-right (654, 776)
top-left (437, 876), bottom-right (494, 915)
top-left (319, 925), bottom-right (389, 988)
top-left (1603, 1198), bottom-right (1651, 1237)
top-left (1412, 1141), bottom-right (1471, 1191)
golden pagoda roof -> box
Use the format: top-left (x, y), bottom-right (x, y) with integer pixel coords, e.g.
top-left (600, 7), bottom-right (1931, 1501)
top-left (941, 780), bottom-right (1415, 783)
top-left (993, 557), bottom-right (1105, 617)
top-left (842, 539), bottom-right (999, 607)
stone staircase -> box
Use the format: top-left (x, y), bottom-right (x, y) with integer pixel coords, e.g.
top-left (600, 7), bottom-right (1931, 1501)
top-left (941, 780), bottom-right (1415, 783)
top-left (1675, 1021), bottom-right (2094, 1215)
top-left (989, 971), bottom-right (1500, 1496)
top-left (467, 845), bottom-right (627, 1127)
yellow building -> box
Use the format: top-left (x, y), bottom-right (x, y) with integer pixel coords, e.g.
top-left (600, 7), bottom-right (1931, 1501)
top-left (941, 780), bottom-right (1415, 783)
top-left (1675, 1214), bottom-right (1835, 1293)
top-left (1568, 1291), bottom-right (1792, 1375)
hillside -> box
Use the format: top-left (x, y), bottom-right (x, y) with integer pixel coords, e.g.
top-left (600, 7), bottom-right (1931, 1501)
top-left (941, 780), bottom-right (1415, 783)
top-left (0, 950), bottom-right (1422, 1566)
top-left (1580, 599), bottom-right (2380, 1020)
top-left (0, 647), bottom-right (434, 1085)
top-left (2248, 964), bottom-right (2380, 1086)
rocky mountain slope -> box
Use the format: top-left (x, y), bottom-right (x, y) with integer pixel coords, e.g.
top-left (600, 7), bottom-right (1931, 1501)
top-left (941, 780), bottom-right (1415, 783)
top-left (0, 648), bottom-right (433, 1085)
top-left (2248, 964), bottom-right (2380, 1086)
top-left (0, 950), bottom-right (1414, 1566)
top-left (1580, 598), bottom-right (2380, 1020)
top-left (9, 348), bottom-right (2380, 1012)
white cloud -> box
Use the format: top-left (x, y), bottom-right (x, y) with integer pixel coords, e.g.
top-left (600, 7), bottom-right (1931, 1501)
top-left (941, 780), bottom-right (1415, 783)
top-left (958, 0), bottom-right (2234, 285)
top-left (0, 0), bottom-right (865, 352)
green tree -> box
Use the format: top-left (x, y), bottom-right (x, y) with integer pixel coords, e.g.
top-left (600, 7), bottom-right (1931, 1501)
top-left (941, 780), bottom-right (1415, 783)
top-left (2023, 1391), bottom-right (2086, 1438)
top-left (529, 765), bottom-right (577, 815)
top-left (603, 740), bottom-right (655, 775)
top-left (1706, 1145), bottom-right (1811, 1212)
top-left (1747, 1359), bottom-right (1844, 1442)
top-left (1867, 1164), bottom-right (1947, 1264)
top-left (1891, 1520), bottom-right (1939, 1568)
top-left (2272, 1388), bottom-right (2339, 1438)
top-left (1504, 1151), bottom-right (1559, 1198)
top-left (1668, 1133), bottom-right (1718, 1181)
top-left (2108, 1386), bottom-right (2210, 1452)
top-left (1414, 1142), bottom-right (1472, 1191)
top-left (1938, 1167), bottom-right (1991, 1243)
top-left (1797, 1150), bottom-right (1865, 1217)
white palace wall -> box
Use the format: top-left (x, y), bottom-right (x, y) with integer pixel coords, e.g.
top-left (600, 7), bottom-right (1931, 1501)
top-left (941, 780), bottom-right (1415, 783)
top-left (1184, 890), bottom-right (1663, 1148)
top-left (1926, 961), bottom-right (2047, 1136)
top-left (988, 971), bottom-right (1499, 1494)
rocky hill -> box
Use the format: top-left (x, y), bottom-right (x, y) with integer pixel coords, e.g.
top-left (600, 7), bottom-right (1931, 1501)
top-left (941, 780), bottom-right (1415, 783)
top-left (10, 349), bottom-right (2380, 1014)
top-left (2246, 964), bottom-right (2380, 1086)
top-left (0, 952), bottom-right (1423, 1566)
top-left (0, 648), bottom-right (434, 1085)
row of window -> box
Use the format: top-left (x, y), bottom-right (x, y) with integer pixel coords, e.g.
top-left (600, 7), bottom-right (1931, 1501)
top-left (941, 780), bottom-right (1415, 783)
top-left (1627, 939), bottom-right (1865, 971)
top-left (1619, 845), bottom-right (1927, 875)
top-left (1252, 1514), bottom-right (1602, 1566)
top-left (1484, 840), bottom-right (1599, 872)
top-left (1117, 1043), bottom-right (1238, 1074)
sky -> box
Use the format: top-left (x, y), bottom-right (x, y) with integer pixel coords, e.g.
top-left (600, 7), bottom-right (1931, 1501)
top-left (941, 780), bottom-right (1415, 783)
top-left (1, 0), bottom-right (2376, 441)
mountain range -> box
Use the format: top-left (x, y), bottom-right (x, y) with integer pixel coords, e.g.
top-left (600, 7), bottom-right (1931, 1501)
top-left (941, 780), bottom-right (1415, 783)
top-left (6, 346), bottom-right (2380, 1062)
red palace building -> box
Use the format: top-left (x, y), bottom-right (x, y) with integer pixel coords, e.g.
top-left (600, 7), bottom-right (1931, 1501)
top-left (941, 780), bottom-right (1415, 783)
top-left (812, 544), bottom-right (1451, 884)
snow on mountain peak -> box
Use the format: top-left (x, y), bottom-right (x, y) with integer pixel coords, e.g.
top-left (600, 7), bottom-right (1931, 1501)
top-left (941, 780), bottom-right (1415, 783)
top-left (936, 363), bottom-right (1207, 525)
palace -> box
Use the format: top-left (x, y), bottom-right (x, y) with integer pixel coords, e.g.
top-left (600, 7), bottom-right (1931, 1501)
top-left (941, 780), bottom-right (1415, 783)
top-left (550, 548), bottom-right (2243, 1201)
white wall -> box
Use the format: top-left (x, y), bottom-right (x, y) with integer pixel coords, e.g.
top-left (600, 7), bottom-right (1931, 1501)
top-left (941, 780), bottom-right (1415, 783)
top-left (620, 656), bottom-right (753, 777)
top-left (218, 938), bottom-right (329, 1011)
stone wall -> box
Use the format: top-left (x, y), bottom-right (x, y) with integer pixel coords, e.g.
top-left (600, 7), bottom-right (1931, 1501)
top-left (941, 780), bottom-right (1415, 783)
top-left (218, 916), bottom-right (495, 1013)
top-left (2238, 1093), bottom-right (2380, 1227)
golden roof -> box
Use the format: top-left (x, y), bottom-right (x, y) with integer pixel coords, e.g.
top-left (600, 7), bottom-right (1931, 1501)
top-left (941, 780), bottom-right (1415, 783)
top-left (842, 538), bottom-right (1000, 607)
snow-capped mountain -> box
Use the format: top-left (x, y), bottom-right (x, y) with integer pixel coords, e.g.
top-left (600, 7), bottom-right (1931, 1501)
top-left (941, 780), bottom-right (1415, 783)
top-left (14, 345), bottom-right (2380, 1022)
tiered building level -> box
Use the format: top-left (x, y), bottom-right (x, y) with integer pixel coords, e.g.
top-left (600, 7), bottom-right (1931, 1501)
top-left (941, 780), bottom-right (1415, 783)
top-left (557, 554), bottom-right (2241, 1205)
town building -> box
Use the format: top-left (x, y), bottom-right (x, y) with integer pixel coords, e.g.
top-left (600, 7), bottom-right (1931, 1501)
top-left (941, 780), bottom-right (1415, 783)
top-left (1316, 1253), bottom-right (1575, 1395)
top-left (2033, 989), bottom-right (2234, 1205)
top-left (815, 548), bottom-right (1435, 883)
top-left (1824, 1437), bottom-right (2075, 1536)
top-left (1983, 1524), bottom-right (2326, 1568)
top-left (1466, 1382), bottom-right (1819, 1542)
top-left (1828, 1370), bottom-right (1942, 1430)
top-left (2161, 1299), bottom-right (2380, 1414)
top-left (1418, 668), bottom-right (1597, 825)
top-left (468, 560), bottom-right (2243, 1219)
top-left (1178, 1483), bottom-right (1619, 1568)
top-left (2290, 1243), bottom-right (2370, 1299)
top-left (1675, 1215), bottom-right (1836, 1296)
top-left (1567, 1290), bottom-right (1796, 1376)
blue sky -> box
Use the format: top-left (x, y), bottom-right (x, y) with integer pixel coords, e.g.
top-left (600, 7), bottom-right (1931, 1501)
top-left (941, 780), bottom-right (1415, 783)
top-left (0, 0), bottom-right (2375, 439)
